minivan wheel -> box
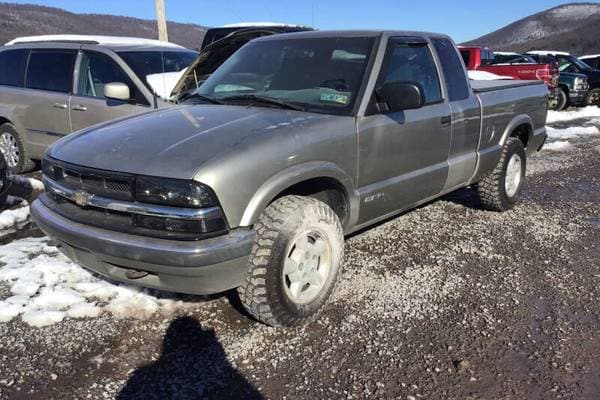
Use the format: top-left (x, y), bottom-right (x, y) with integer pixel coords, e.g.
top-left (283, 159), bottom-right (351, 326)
top-left (0, 123), bottom-right (35, 173)
top-left (475, 137), bottom-right (526, 212)
top-left (237, 195), bottom-right (344, 327)
top-left (586, 88), bottom-right (600, 106)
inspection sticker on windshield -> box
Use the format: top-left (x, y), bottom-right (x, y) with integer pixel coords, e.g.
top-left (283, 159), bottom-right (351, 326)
top-left (320, 93), bottom-right (349, 105)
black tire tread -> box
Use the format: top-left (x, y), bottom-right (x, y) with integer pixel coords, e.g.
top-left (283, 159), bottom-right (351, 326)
top-left (237, 195), bottom-right (343, 327)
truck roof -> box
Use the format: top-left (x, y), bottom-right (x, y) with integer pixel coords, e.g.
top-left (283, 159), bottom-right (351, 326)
top-left (252, 29), bottom-right (450, 41)
top-left (526, 50), bottom-right (571, 56)
top-left (5, 35), bottom-right (186, 50)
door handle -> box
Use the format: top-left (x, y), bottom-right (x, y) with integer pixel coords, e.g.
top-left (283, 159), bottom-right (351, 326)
top-left (72, 105), bottom-right (88, 112)
top-left (441, 115), bottom-right (451, 126)
top-left (53, 103), bottom-right (68, 109)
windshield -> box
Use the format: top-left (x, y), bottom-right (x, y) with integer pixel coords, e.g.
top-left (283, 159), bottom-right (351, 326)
top-left (118, 50), bottom-right (197, 94)
top-left (194, 37), bottom-right (375, 115)
top-left (556, 55), bottom-right (592, 72)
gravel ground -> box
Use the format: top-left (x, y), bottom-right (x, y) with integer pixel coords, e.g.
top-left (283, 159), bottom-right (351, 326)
top-left (0, 114), bottom-right (599, 399)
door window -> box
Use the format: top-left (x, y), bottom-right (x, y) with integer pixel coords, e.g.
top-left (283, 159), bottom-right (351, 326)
top-left (0, 49), bottom-right (29, 87)
top-left (377, 41), bottom-right (442, 105)
top-left (26, 50), bottom-right (76, 93)
top-left (432, 38), bottom-right (470, 101)
top-left (76, 51), bottom-right (145, 104)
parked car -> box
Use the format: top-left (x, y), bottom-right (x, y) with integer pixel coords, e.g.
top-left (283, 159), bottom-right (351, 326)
top-left (526, 52), bottom-right (590, 110)
top-left (32, 30), bottom-right (548, 327)
top-left (200, 23), bottom-right (313, 50)
top-left (0, 35), bottom-right (197, 173)
top-left (580, 54), bottom-right (600, 70)
top-left (459, 46), bottom-right (559, 109)
top-left (527, 51), bottom-right (600, 106)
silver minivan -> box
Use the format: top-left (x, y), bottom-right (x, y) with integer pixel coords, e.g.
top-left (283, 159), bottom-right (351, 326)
top-left (0, 35), bottom-right (197, 172)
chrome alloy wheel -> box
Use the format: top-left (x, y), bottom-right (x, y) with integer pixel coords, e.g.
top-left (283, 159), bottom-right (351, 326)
top-left (283, 230), bottom-right (332, 304)
top-left (505, 153), bottom-right (522, 198)
top-left (0, 132), bottom-right (19, 168)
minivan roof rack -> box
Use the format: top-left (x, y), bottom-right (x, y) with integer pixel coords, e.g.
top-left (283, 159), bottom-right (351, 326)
top-left (5, 35), bottom-right (185, 49)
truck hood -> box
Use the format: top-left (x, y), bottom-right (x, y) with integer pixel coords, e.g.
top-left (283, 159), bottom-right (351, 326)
top-left (48, 105), bottom-right (331, 179)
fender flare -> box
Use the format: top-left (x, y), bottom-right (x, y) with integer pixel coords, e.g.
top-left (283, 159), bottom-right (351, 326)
top-left (500, 114), bottom-right (533, 148)
top-left (239, 161), bottom-right (359, 229)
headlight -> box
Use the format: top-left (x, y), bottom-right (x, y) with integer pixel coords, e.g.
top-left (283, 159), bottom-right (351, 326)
top-left (135, 177), bottom-right (217, 208)
top-left (574, 77), bottom-right (588, 90)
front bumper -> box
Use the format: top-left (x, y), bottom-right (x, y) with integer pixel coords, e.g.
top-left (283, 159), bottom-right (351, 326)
top-left (569, 90), bottom-right (588, 105)
top-left (31, 196), bottom-right (255, 295)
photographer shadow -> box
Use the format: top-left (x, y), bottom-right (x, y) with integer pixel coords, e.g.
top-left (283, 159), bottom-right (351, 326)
top-left (116, 316), bottom-right (262, 399)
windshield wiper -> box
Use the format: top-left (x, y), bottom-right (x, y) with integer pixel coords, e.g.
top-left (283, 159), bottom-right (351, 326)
top-left (177, 91), bottom-right (223, 105)
top-left (220, 94), bottom-right (305, 111)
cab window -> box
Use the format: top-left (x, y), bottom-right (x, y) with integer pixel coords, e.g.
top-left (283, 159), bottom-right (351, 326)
top-left (377, 41), bottom-right (442, 106)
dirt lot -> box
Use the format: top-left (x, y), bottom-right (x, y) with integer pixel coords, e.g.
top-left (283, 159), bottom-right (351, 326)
top-left (0, 109), bottom-right (599, 399)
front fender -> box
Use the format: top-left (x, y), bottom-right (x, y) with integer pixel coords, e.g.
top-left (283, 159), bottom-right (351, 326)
top-left (239, 161), bottom-right (359, 230)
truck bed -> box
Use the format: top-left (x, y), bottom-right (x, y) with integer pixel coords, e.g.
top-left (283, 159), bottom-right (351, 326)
top-left (470, 79), bottom-right (545, 93)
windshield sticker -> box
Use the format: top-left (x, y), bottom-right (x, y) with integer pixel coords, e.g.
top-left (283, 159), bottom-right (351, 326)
top-left (319, 93), bottom-right (349, 105)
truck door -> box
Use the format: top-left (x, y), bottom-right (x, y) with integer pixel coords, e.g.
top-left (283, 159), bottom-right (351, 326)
top-left (356, 37), bottom-right (452, 224)
top-left (431, 38), bottom-right (481, 190)
top-left (70, 50), bottom-right (149, 132)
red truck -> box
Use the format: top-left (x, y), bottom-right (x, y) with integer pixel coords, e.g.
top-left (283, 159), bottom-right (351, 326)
top-left (459, 47), bottom-right (559, 105)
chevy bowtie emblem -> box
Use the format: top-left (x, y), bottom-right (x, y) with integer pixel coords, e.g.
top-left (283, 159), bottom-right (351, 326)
top-left (73, 190), bottom-right (92, 207)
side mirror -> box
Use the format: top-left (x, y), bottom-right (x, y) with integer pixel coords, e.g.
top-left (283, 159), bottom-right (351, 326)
top-left (376, 82), bottom-right (425, 112)
top-left (104, 82), bottom-right (131, 102)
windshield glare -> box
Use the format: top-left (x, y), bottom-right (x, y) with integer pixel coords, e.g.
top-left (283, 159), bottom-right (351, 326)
top-left (196, 37), bottom-right (375, 115)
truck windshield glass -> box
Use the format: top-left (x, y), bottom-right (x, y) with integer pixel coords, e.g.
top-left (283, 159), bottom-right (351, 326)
top-left (195, 37), bottom-right (375, 115)
top-left (555, 55), bottom-right (592, 72)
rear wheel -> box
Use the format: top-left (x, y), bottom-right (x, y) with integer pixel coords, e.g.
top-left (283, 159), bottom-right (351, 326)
top-left (0, 123), bottom-right (35, 174)
top-left (237, 195), bottom-right (344, 327)
top-left (475, 137), bottom-right (526, 212)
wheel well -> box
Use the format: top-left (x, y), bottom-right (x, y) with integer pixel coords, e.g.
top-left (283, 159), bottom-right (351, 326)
top-left (510, 123), bottom-right (531, 149)
top-left (276, 177), bottom-right (349, 224)
top-left (0, 117), bottom-right (12, 127)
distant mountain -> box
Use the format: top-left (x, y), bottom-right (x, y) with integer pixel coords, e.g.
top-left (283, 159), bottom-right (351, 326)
top-left (0, 3), bottom-right (206, 49)
top-left (463, 2), bottom-right (600, 55)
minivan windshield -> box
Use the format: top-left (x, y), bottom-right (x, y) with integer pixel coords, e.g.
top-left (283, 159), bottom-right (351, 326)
top-left (118, 50), bottom-right (197, 97)
top-left (194, 37), bottom-right (375, 115)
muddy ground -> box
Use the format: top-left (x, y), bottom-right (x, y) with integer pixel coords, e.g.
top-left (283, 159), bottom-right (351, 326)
top-left (0, 115), bottom-right (599, 399)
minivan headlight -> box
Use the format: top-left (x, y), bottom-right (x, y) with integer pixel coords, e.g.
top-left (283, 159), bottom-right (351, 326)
top-left (135, 177), bottom-right (217, 208)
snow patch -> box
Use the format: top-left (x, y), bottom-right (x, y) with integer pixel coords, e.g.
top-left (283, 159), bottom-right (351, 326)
top-left (544, 141), bottom-right (573, 151)
top-left (546, 126), bottom-right (600, 139)
top-left (0, 237), bottom-right (188, 327)
top-left (0, 206), bottom-right (30, 229)
top-left (546, 107), bottom-right (600, 124)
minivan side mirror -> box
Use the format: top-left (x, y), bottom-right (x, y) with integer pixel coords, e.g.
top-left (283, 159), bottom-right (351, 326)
top-left (375, 82), bottom-right (425, 112)
top-left (104, 82), bottom-right (131, 102)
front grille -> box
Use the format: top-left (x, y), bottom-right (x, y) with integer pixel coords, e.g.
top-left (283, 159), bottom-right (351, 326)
top-left (44, 159), bottom-right (134, 201)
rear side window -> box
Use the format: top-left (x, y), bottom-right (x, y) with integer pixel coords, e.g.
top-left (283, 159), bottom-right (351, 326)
top-left (26, 50), bottom-right (76, 93)
top-left (0, 49), bottom-right (29, 87)
top-left (432, 38), bottom-right (470, 101)
top-left (378, 41), bottom-right (442, 105)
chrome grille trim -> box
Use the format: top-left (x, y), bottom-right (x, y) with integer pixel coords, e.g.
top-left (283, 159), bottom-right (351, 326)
top-left (43, 177), bottom-right (222, 221)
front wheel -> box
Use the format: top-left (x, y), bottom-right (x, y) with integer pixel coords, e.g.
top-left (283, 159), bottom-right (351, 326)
top-left (548, 88), bottom-right (568, 111)
top-left (237, 195), bottom-right (344, 327)
top-left (475, 137), bottom-right (526, 212)
top-left (586, 88), bottom-right (600, 106)
top-left (0, 123), bottom-right (35, 174)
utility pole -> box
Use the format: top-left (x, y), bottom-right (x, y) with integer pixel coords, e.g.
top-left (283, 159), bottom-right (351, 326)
top-left (155, 0), bottom-right (169, 42)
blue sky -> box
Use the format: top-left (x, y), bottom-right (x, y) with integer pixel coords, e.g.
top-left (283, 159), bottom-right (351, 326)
top-left (7, 0), bottom-right (590, 42)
